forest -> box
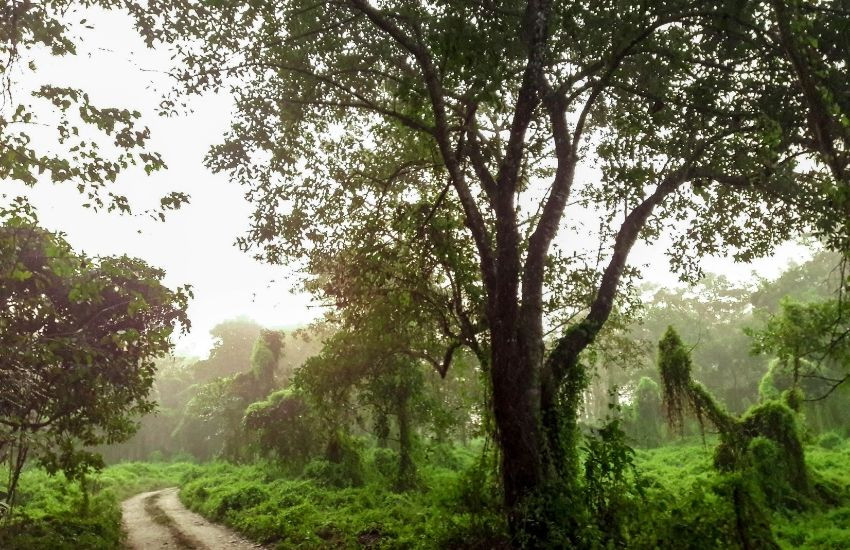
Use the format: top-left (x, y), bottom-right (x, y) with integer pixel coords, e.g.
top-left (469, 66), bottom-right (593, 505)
top-left (2, 1), bottom-right (850, 549)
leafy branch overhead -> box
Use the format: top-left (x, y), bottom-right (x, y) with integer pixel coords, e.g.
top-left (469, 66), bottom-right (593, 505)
top-left (0, 1), bottom-right (188, 217)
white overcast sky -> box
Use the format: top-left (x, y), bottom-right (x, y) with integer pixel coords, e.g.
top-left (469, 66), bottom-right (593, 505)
top-left (4, 9), bottom-right (813, 357)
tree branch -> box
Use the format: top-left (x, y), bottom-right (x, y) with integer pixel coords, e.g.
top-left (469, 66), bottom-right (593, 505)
top-left (347, 0), bottom-right (497, 289)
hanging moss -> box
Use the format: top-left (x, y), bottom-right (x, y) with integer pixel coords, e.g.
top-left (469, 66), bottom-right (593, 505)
top-left (713, 473), bottom-right (781, 550)
top-left (658, 327), bottom-right (693, 432)
top-left (559, 359), bottom-right (590, 484)
top-left (757, 359), bottom-right (786, 402)
top-left (656, 327), bottom-right (817, 545)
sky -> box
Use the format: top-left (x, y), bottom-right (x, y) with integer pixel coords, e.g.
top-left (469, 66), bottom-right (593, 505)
top-left (4, 9), bottom-right (815, 357)
top-left (5, 9), bottom-right (319, 357)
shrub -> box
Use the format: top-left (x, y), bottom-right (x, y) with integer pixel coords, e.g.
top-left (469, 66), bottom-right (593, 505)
top-left (303, 458), bottom-right (364, 488)
top-left (369, 447), bottom-right (399, 480)
top-left (818, 431), bottom-right (844, 450)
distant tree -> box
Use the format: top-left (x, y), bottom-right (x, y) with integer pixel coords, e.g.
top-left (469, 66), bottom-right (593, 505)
top-left (750, 297), bottom-right (850, 408)
top-left (750, 250), bottom-right (845, 312)
top-left (191, 318), bottom-right (263, 383)
top-left (630, 276), bottom-right (767, 413)
top-left (294, 197), bottom-right (488, 489)
top-left (627, 377), bottom-right (663, 447)
top-left (0, 200), bottom-right (190, 504)
top-left (96, 355), bottom-right (197, 463)
top-left (296, 322), bottom-right (428, 490)
top-left (177, 329), bottom-right (284, 461)
top-left (243, 388), bottom-right (320, 468)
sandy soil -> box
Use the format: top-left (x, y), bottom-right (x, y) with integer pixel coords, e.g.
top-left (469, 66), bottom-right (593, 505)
top-left (121, 487), bottom-right (267, 550)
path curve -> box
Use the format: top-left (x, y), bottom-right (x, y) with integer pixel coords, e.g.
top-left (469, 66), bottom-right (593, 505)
top-left (121, 487), bottom-right (267, 550)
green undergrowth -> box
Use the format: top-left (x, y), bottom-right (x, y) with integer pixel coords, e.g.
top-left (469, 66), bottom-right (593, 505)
top-left (171, 437), bottom-right (850, 549)
top-left (178, 444), bottom-right (508, 549)
top-left (4, 439), bottom-right (850, 549)
top-left (771, 440), bottom-right (850, 549)
top-left (0, 460), bottom-right (196, 550)
top-left (635, 437), bottom-right (850, 549)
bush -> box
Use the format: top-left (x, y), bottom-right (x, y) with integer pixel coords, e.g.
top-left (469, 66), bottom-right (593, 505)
top-left (818, 431), bottom-right (844, 450)
top-left (0, 462), bottom-right (193, 549)
top-left (369, 447), bottom-right (399, 480)
top-left (312, 434), bottom-right (365, 487)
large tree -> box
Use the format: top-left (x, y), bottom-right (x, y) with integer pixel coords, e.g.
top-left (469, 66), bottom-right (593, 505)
top-left (0, 199), bottom-right (190, 504)
top-left (137, 0), bottom-right (850, 536)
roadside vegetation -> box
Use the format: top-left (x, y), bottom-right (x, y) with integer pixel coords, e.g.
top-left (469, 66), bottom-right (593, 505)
top-left (0, 462), bottom-right (194, 550)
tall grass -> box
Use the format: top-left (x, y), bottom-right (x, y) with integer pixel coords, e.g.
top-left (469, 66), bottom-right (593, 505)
top-left (0, 460), bottom-right (196, 549)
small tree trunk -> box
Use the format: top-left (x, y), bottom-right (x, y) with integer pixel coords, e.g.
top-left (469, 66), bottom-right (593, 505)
top-left (325, 429), bottom-right (343, 463)
top-left (375, 411), bottom-right (390, 448)
top-left (395, 391), bottom-right (416, 491)
top-left (5, 438), bottom-right (29, 516)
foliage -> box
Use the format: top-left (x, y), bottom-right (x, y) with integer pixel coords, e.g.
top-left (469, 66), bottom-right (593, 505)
top-left (0, 201), bottom-right (190, 504)
top-left (622, 253), bottom-right (848, 423)
top-left (101, 322), bottom-right (328, 463)
top-left (818, 432), bottom-right (844, 450)
top-left (190, 318), bottom-right (264, 383)
top-left (628, 276), bottom-right (767, 415)
top-left (170, 437), bottom-right (850, 549)
top-left (294, 296), bottom-right (480, 490)
top-left (303, 435), bottom-right (365, 489)
top-left (243, 388), bottom-right (321, 468)
top-left (636, 439), bottom-right (850, 550)
top-left (750, 250), bottom-right (845, 311)
top-left (132, 2), bottom-right (850, 537)
top-left (0, 461), bottom-right (194, 550)
top-left (749, 297), bottom-right (850, 404)
top-left (175, 329), bottom-right (285, 461)
top-left (178, 447), bottom-right (510, 549)
top-left (0, 1), bottom-right (186, 215)
top-left (581, 418), bottom-right (647, 547)
top-left (657, 326), bottom-right (813, 545)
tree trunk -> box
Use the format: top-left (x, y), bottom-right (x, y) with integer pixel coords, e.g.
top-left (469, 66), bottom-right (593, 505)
top-left (488, 317), bottom-right (546, 511)
top-left (395, 391), bottom-right (416, 491)
top-left (5, 436), bottom-right (29, 514)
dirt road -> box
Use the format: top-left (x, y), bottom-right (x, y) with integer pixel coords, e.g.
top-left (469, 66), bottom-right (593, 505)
top-left (121, 487), bottom-right (267, 550)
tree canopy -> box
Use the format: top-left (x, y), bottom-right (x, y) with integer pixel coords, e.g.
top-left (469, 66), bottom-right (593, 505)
top-left (1, 0), bottom-right (187, 215)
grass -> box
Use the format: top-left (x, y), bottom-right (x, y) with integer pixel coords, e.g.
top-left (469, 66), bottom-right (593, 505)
top-left (0, 460), bottom-right (196, 550)
top-left (3, 438), bottom-right (850, 549)
top-left (177, 444), bottom-right (507, 549)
